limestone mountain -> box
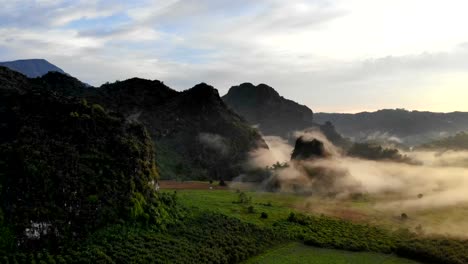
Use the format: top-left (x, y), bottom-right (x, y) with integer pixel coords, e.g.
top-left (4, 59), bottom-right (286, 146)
top-left (223, 83), bottom-right (314, 138)
top-left (0, 59), bottom-right (66, 78)
top-left (24, 72), bottom-right (266, 181)
top-left (222, 83), bottom-right (349, 148)
top-left (0, 67), bottom-right (162, 247)
top-left (291, 137), bottom-right (328, 161)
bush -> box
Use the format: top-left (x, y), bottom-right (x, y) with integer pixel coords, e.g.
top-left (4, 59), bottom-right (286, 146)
top-left (234, 192), bottom-right (252, 204)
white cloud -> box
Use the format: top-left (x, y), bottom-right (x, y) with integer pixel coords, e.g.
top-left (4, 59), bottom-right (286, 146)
top-left (1, 0), bottom-right (468, 112)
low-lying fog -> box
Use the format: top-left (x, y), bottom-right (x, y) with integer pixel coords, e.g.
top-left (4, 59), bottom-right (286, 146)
top-left (247, 132), bottom-right (468, 237)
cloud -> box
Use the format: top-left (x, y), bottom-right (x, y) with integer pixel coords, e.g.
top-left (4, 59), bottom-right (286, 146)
top-left (1, 0), bottom-right (468, 112)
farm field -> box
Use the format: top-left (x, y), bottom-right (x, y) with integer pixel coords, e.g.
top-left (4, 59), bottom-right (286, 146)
top-left (162, 181), bottom-right (468, 237)
top-left (245, 242), bottom-right (421, 264)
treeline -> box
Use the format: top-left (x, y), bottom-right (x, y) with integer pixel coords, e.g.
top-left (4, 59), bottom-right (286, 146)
top-left (420, 132), bottom-right (468, 150)
top-left (347, 142), bottom-right (416, 163)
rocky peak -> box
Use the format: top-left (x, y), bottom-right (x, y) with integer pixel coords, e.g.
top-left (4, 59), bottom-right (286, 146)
top-left (291, 137), bottom-right (327, 160)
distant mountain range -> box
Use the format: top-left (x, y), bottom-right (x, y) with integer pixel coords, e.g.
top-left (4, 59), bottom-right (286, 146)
top-left (0, 59), bottom-right (66, 78)
top-left (315, 110), bottom-right (468, 145)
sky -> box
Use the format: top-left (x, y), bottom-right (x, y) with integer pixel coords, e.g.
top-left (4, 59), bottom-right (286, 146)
top-left (1, 0), bottom-right (468, 113)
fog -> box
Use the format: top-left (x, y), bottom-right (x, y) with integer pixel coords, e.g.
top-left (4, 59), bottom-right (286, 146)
top-left (248, 131), bottom-right (468, 237)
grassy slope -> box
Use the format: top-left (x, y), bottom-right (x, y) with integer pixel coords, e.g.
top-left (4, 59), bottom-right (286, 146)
top-left (245, 242), bottom-right (421, 264)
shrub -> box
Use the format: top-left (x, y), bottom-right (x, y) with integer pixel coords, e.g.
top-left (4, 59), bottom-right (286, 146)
top-left (401, 213), bottom-right (408, 220)
top-left (234, 192), bottom-right (252, 204)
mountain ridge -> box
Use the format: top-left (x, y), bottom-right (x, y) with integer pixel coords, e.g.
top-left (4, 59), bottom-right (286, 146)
top-left (6, 68), bottom-right (266, 181)
top-left (315, 109), bottom-right (468, 145)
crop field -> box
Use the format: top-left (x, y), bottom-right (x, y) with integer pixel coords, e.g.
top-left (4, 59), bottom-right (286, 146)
top-left (245, 243), bottom-right (421, 264)
top-left (160, 182), bottom-right (468, 264)
top-left (163, 181), bottom-right (468, 238)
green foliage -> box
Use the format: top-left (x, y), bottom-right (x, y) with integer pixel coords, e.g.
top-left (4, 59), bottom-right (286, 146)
top-left (246, 242), bottom-right (420, 264)
top-left (175, 190), bottom-right (468, 264)
top-left (2, 211), bottom-right (284, 264)
top-left (234, 192), bottom-right (252, 204)
top-left (421, 132), bottom-right (468, 150)
top-left (247, 206), bottom-right (256, 214)
top-left (281, 212), bottom-right (468, 264)
top-left (0, 88), bottom-right (161, 250)
top-left (347, 142), bottom-right (414, 163)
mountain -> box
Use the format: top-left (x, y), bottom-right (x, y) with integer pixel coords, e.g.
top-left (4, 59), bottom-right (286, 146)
top-left (315, 109), bottom-right (468, 145)
top-left (222, 83), bottom-right (349, 148)
top-left (291, 137), bottom-right (327, 160)
top-left (0, 66), bottom-right (163, 247)
top-left (0, 59), bottom-right (66, 78)
top-left (22, 71), bottom-right (266, 181)
top-left (223, 83), bottom-right (314, 138)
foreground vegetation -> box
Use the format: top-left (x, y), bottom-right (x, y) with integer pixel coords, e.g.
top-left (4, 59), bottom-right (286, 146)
top-left (1, 210), bottom-right (283, 264)
top-left (2, 187), bottom-right (468, 263)
top-left (246, 242), bottom-right (420, 264)
top-left (174, 189), bottom-right (468, 264)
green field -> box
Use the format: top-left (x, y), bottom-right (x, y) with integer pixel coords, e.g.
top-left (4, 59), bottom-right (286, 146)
top-left (167, 188), bottom-right (468, 264)
top-left (245, 243), bottom-right (421, 264)
top-left (175, 189), bottom-right (301, 226)
top-left (173, 187), bottom-right (468, 238)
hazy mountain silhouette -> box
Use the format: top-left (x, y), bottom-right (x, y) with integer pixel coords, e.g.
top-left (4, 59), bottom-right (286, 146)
top-left (0, 59), bottom-right (66, 78)
top-left (315, 109), bottom-right (468, 145)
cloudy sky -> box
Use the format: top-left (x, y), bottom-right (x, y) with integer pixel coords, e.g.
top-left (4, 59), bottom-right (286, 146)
top-left (1, 0), bottom-right (468, 113)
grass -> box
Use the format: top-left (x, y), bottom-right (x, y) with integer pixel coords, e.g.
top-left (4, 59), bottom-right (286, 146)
top-left (174, 189), bottom-right (301, 226)
top-left (244, 242), bottom-right (421, 264)
top-left (164, 187), bottom-right (468, 264)
top-left (170, 187), bottom-right (468, 237)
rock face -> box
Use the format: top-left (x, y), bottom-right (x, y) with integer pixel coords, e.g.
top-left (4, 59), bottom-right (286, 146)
top-left (0, 59), bottom-right (66, 78)
top-left (0, 67), bottom-right (159, 247)
top-left (223, 83), bottom-right (314, 138)
top-left (15, 72), bottom-right (266, 180)
top-left (291, 137), bottom-right (327, 160)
